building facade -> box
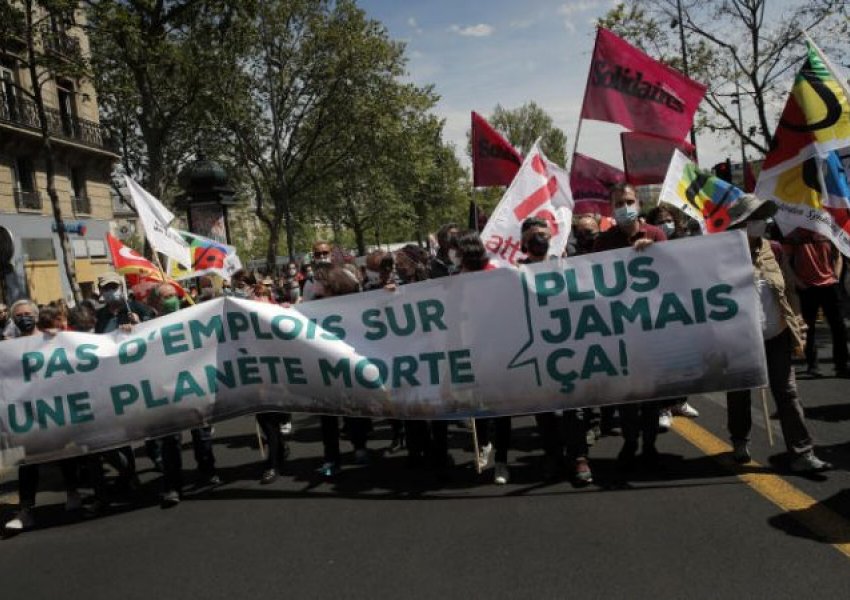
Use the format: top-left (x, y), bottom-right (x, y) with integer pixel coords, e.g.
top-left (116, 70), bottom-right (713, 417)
top-left (0, 3), bottom-right (118, 304)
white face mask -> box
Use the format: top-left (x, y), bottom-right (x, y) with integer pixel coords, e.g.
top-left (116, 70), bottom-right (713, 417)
top-left (448, 249), bottom-right (462, 267)
top-left (614, 204), bottom-right (639, 226)
top-left (746, 220), bottom-right (767, 238)
top-left (365, 270), bottom-right (381, 284)
top-left (660, 222), bottom-right (675, 237)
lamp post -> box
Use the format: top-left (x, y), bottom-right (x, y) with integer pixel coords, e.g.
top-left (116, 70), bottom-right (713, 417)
top-left (175, 153), bottom-right (237, 244)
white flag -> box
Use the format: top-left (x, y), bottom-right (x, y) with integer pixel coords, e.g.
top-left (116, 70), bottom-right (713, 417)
top-left (480, 140), bottom-right (573, 267)
top-left (125, 176), bottom-right (192, 268)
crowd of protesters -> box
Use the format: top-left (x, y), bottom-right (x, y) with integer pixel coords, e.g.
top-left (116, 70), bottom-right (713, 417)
top-left (1, 184), bottom-right (844, 532)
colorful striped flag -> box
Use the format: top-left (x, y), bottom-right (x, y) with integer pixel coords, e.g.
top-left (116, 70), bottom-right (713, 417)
top-left (756, 38), bottom-right (850, 255)
top-left (658, 150), bottom-right (747, 232)
top-left (167, 230), bottom-right (242, 280)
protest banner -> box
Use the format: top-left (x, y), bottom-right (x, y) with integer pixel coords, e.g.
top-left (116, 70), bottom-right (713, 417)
top-left (621, 131), bottom-right (696, 185)
top-left (569, 153), bottom-right (625, 217)
top-left (471, 111), bottom-right (523, 187)
top-left (481, 140), bottom-right (573, 267)
top-left (579, 28), bottom-right (706, 141)
top-left (756, 39), bottom-right (850, 256)
top-left (0, 232), bottom-right (765, 467)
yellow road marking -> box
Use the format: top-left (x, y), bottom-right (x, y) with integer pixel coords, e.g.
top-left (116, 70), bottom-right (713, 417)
top-left (672, 417), bottom-right (850, 559)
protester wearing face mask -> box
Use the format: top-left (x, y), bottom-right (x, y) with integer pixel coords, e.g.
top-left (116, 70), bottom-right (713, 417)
top-left (151, 283), bottom-right (221, 507)
top-left (280, 262), bottom-right (302, 303)
top-left (569, 214), bottom-right (601, 256)
top-left (302, 241), bottom-right (333, 300)
top-left (0, 302), bottom-right (10, 339)
top-left (94, 273), bottom-right (153, 333)
top-left (725, 196), bottom-right (832, 473)
top-left (519, 218), bottom-right (593, 485)
top-left (594, 183), bottom-right (667, 470)
top-left (8, 298), bottom-right (37, 337)
top-left (429, 223), bottom-right (459, 279)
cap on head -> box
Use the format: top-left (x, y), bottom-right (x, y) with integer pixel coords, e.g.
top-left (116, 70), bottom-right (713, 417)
top-left (98, 272), bottom-right (123, 288)
top-left (727, 194), bottom-right (777, 228)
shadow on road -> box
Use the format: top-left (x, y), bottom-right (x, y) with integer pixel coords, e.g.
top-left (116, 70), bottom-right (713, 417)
top-left (767, 489), bottom-right (850, 544)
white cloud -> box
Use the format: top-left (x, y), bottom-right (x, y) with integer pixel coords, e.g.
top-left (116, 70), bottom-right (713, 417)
top-left (407, 16), bottom-right (423, 35)
top-left (558, 0), bottom-right (605, 32)
top-left (448, 24), bottom-right (495, 37)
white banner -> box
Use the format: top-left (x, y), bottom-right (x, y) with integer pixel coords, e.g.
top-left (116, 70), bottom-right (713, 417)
top-left (0, 232), bottom-right (766, 467)
top-left (481, 141), bottom-right (573, 267)
top-left (125, 177), bottom-right (192, 268)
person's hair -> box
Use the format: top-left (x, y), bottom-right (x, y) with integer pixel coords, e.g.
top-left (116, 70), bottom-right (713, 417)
top-left (10, 298), bottom-right (38, 318)
top-left (436, 222), bottom-right (458, 249)
top-left (609, 182), bottom-right (636, 197)
top-left (521, 216), bottom-right (548, 234)
top-left (67, 305), bottom-right (96, 331)
top-left (455, 230), bottom-right (488, 272)
top-left (574, 213), bottom-right (600, 226)
top-left (252, 283), bottom-right (272, 298)
top-left (314, 265), bottom-right (361, 297)
top-left (395, 244), bottom-right (430, 282)
top-left (37, 304), bottom-right (65, 330)
top-left (646, 205), bottom-right (682, 229)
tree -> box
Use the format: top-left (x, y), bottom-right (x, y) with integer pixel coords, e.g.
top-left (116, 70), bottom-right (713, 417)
top-left (0, 0), bottom-right (89, 303)
top-left (488, 101), bottom-right (568, 166)
top-left (599, 0), bottom-right (850, 156)
top-left (214, 0), bottom-right (418, 269)
top-left (86, 0), bottom-right (246, 198)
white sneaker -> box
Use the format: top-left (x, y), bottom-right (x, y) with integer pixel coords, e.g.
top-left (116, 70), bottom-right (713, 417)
top-left (280, 422), bottom-right (293, 436)
top-left (672, 402), bottom-right (699, 418)
top-left (477, 443), bottom-right (493, 471)
top-left (789, 452), bottom-right (833, 473)
top-left (65, 490), bottom-right (82, 511)
top-left (658, 410), bottom-right (672, 432)
top-left (4, 508), bottom-right (34, 531)
top-left (494, 462), bottom-right (509, 485)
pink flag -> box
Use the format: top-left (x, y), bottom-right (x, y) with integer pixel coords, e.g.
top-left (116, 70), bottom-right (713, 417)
top-left (621, 131), bottom-right (696, 185)
top-left (569, 153), bottom-right (625, 216)
top-left (472, 111), bottom-right (523, 187)
top-left (581, 28), bottom-right (706, 140)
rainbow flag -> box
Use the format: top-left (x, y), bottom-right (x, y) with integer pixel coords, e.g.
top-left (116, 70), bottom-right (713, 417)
top-left (756, 38), bottom-right (850, 255)
top-left (166, 230), bottom-right (242, 280)
top-left (658, 149), bottom-right (747, 232)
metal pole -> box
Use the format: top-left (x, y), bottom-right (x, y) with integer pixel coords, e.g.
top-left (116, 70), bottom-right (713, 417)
top-left (734, 78), bottom-right (748, 188)
top-left (676, 0), bottom-right (698, 150)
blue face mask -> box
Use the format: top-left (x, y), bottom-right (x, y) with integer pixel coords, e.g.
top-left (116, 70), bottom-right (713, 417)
top-left (660, 222), bottom-right (675, 237)
top-left (614, 204), bottom-right (639, 226)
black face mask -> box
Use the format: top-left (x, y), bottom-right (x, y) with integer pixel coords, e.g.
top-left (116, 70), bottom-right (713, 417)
top-left (14, 315), bottom-right (36, 334)
top-left (575, 230), bottom-right (598, 249)
top-left (527, 233), bottom-right (550, 257)
top-left (0, 316), bottom-right (8, 329)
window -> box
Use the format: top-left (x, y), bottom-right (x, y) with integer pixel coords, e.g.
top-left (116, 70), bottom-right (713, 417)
top-left (70, 166), bottom-right (89, 213)
top-left (56, 80), bottom-right (76, 137)
top-left (13, 158), bottom-right (40, 210)
top-left (22, 238), bottom-right (56, 261)
top-left (1, 60), bottom-right (16, 121)
top-left (88, 240), bottom-right (106, 258)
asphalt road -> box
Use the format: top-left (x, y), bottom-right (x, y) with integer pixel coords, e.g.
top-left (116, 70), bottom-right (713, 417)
top-left (2, 324), bottom-right (850, 599)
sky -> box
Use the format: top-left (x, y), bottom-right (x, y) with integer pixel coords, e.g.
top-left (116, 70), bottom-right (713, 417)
top-left (356, 0), bottom-right (799, 175)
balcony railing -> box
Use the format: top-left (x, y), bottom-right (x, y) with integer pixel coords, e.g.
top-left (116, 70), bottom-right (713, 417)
top-left (72, 194), bottom-right (90, 215)
top-left (45, 32), bottom-right (81, 57)
top-left (0, 91), bottom-right (114, 152)
top-left (14, 189), bottom-right (42, 211)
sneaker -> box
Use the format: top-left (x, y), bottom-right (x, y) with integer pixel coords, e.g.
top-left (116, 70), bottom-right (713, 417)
top-left (354, 448), bottom-right (370, 465)
top-left (261, 469), bottom-right (278, 484)
top-left (658, 410), bottom-right (672, 432)
top-left (671, 402), bottom-right (699, 418)
top-left (318, 461), bottom-right (339, 478)
top-left (477, 443), bottom-right (493, 471)
top-left (161, 490), bottom-right (181, 508)
top-left (573, 458), bottom-right (593, 486)
top-left (494, 462), bottom-right (510, 485)
top-left (280, 422), bottom-right (293, 436)
top-left (204, 474), bottom-right (222, 486)
top-left (732, 441), bottom-right (751, 464)
top-left (389, 433), bottom-right (406, 453)
top-left (789, 452), bottom-right (833, 473)
top-left (4, 509), bottom-right (34, 531)
top-left (65, 490), bottom-right (83, 512)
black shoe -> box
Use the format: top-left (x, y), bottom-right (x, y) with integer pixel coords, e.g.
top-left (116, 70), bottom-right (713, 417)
top-left (261, 469), bottom-right (278, 484)
top-left (618, 441), bottom-right (638, 470)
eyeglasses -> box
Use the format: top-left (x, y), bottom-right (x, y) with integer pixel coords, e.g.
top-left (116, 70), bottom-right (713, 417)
top-left (314, 251), bottom-right (330, 257)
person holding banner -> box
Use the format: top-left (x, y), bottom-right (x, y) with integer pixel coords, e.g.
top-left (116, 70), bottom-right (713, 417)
top-left (726, 198), bottom-right (832, 473)
top-left (3, 299), bottom-right (85, 532)
top-left (594, 184), bottom-right (667, 469)
top-left (520, 218), bottom-right (593, 485)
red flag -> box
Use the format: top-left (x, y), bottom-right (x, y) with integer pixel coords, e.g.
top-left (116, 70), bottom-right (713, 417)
top-left (580, 28), bottom-right (706, 140)
top-left (621, 131), bottom-right (696, 185)
top-left (106, 233), bottom-right (159, 275)
top-left (569, 153), bottom-right (625, 216)
top-left (743, 162), bottom-right (757, 193)
top-left (471, 111), bottom-right (523, 187)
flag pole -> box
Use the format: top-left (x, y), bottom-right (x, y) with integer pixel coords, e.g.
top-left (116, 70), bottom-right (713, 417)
top-left (570, 27), bottom-right (601, 172)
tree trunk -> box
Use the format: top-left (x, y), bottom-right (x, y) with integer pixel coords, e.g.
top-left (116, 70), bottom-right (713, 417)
top-left (265, 219), bottom-right (281, 274)
top-left (24, 0), bottom-right (81, 304)
top-left (352, 219), bottom-right (366, 256)
top-left (283, 195), bottom-right (295, 261)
